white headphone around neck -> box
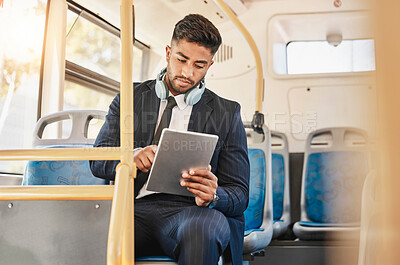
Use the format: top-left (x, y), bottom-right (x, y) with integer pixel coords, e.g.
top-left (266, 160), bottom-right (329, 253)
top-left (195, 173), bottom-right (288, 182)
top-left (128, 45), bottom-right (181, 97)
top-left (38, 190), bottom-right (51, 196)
top-left (155, 68), bottom-right (205, 105)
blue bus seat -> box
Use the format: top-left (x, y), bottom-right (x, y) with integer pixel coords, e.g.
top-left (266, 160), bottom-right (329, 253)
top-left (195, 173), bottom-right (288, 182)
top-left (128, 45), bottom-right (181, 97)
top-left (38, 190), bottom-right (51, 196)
top-left (271, 131), bottom-right (291, 238)
top-left (243, 124), bottom-right (273, 254)
top-left (23, 110), bottom-right (109, 185)
top-left (135, 256), bottom-right (178, 264)
top-left (135, 256), bottom-right (224, 265)
top-left (293, 127), bottom-right (370, 240)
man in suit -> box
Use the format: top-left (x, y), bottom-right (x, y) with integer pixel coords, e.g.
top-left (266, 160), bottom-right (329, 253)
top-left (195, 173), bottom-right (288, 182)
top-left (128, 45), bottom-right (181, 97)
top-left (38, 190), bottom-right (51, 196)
top-left (90, 14), bottom-right (250, 265)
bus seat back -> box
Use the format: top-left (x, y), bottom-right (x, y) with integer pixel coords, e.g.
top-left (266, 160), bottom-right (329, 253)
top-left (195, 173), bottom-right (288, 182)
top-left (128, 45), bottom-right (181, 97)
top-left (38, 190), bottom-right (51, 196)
top-left (243, 124), bottom-right (273, 254)
top-left (293, 127), bottom-right (370, 240)
top-left (23, 110), bottom-right (109, 186)
top-left (271, 131), bottom-right (291, 238)
top-left (303, 127), bottom-right (369, 224)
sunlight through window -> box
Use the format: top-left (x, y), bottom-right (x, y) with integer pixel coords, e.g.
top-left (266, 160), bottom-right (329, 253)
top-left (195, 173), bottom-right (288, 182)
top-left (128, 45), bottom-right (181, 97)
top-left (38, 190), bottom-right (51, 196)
top-left (0, 0), bottom-right (47, 174)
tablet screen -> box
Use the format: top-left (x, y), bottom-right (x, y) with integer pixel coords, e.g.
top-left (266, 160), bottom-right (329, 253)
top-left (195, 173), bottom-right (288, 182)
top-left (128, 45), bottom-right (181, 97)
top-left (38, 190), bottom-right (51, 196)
top-left (146, 129), bottom-right (218, 197)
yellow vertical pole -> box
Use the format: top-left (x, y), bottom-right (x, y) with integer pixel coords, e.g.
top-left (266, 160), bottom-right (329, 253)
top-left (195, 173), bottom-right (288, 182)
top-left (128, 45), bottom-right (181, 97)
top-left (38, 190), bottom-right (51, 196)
top-left (120, 0), bottom-right (135, 264)
top-left (107, 164), bottom-right (130, 265)
top-left (120, 0), bottom-right (134, 164)
top-left (122, 177), bottom-right (134, 265)
top-left (107, 0), bottom-right (135, 264)
top-left (374, 0), bottom-right (400, 264)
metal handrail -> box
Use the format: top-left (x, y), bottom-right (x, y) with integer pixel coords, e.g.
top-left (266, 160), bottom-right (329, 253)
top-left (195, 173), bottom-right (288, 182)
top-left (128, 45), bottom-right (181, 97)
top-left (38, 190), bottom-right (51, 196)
top-left (0, 186), bottom-right (114, 200)
top-left (109, 1), bottom-right (135, 264)
top-left (108, 164), bottom-right (132, 265)
top-left (0, 147), bottom-right (122, 161)
top-left (213, 0), bottom-right (264, 113)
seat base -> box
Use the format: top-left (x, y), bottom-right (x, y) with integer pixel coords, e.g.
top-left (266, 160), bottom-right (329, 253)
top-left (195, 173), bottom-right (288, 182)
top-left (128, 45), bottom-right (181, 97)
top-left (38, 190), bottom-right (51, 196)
top-left (293, 221), bottom-right (360, 240)
top-left (243, 224), bottom-right (273, 254)
top-left (272, 219), bottom-right (290, 239)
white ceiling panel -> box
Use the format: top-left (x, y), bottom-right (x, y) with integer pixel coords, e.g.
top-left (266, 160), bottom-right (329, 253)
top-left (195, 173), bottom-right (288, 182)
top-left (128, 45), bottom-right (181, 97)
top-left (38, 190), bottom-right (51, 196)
top-left (74, 0), bottom-right (231, 50)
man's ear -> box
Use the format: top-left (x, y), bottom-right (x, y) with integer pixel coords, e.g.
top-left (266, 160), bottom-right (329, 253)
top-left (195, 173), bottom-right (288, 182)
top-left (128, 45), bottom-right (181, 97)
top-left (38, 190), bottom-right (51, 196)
top-left (166, 45), bottom-right (171, 63)
top-left (207, 60), bottom-right (214, 70)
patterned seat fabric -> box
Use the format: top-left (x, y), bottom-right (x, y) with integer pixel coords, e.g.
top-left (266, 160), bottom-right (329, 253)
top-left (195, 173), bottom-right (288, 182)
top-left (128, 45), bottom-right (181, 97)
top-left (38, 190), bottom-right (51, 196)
top-left (23, 145), bottom-right (109, 186)
top-left (272, 153), bottom-right (285, 221)
top-left (305, 151), bottom-right (367, 223)
top-left (244, 149), bottom-right (266, 232)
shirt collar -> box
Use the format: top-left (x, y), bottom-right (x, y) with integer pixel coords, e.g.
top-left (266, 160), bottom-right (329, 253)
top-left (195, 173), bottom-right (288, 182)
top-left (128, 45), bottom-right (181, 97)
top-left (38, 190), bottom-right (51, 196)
top-left (168, 91), bottom-right (188, 110)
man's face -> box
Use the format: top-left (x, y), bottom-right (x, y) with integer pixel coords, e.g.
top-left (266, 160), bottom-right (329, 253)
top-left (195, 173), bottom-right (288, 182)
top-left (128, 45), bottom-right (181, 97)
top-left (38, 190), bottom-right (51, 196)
top-left (165, 39), bottom-right (214, 95)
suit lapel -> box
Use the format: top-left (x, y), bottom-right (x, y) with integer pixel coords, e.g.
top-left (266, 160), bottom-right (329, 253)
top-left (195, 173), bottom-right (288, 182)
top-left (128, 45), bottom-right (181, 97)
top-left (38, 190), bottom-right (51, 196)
top-left (138, 84), bottom-right (160, 146)
top-left (188, 90), bottom-right (214, 133)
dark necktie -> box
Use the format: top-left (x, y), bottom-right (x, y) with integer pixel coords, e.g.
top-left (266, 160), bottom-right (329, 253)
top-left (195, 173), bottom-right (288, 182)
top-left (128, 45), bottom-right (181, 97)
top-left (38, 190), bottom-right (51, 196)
top-left (135, 96), bottom-right (177, 197)
top-left (152, 96), bottom-right (177, 145)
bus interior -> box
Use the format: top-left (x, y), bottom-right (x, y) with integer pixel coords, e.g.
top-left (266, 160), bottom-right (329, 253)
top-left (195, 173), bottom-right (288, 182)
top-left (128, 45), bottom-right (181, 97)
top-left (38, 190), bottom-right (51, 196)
top-left (0, 0), bottom-right (398, 264)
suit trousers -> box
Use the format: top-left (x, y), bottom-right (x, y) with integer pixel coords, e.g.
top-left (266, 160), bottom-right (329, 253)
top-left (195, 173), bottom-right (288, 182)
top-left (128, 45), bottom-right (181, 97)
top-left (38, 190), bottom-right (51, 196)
top-left (135, 193), bottom-right (230, 265)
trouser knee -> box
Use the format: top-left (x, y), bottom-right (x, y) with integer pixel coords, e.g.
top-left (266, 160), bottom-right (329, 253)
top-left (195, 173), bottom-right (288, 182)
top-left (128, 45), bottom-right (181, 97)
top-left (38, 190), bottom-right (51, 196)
top-left (178, 209), bottom-right (230, 255)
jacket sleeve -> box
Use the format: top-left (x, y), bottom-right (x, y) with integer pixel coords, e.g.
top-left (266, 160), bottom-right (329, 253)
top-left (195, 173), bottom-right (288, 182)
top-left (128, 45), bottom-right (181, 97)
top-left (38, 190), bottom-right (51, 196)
top-left (212, 105), bottom-right (250, 217)
top-left (89, 94), bottom-right (121, 180)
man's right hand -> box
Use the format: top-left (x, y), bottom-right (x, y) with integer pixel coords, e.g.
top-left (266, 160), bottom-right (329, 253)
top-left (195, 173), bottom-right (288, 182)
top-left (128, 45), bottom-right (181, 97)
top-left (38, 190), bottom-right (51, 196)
top-left (133, 145), bottom-right (158, 172)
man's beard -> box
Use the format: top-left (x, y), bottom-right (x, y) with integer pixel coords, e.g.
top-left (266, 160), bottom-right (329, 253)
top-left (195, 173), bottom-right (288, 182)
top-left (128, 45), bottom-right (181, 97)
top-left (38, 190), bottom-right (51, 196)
top-left (166, 72), bottom-right (200, 95)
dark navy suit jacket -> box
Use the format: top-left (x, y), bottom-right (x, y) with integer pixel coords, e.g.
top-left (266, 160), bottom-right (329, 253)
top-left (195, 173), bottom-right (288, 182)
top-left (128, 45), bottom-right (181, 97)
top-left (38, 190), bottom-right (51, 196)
top-left (90, 80), bottom-right (250, 264)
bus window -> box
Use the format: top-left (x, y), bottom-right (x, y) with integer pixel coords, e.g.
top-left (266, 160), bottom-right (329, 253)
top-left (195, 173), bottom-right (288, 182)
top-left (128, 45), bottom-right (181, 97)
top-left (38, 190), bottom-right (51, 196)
top-left (0, 0), bottom-right (47, 175)
top-left (64, 3), bottom-right (146, 112)
top-left (286, 39), bottom-right (376, 75)
top-left (64, 80), bottom-right (114, 111)
top-left (65, 7), bottom-right (123, 81)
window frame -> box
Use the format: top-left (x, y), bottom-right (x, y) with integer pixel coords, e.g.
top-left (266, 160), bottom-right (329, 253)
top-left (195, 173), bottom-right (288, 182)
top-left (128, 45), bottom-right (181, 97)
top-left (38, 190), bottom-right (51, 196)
top-left (64, 0), bottom-right (150, 99)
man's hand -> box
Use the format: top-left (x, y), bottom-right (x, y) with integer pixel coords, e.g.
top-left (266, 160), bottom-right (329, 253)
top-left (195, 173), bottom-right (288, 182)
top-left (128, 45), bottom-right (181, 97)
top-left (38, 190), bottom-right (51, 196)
top-left (180, 165), bottom-right (218, 207)
top-left (133, 145), bottom-right (157, 172)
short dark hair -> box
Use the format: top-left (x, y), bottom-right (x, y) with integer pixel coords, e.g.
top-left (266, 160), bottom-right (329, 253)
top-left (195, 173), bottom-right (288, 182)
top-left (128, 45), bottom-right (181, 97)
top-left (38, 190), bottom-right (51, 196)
top-left (172, 14), bottom-right (222, 55)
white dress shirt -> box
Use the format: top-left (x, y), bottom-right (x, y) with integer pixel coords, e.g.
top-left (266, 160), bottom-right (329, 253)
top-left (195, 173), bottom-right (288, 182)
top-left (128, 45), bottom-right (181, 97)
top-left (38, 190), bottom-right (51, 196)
top-left (136, 92), bottom-right (193, 199)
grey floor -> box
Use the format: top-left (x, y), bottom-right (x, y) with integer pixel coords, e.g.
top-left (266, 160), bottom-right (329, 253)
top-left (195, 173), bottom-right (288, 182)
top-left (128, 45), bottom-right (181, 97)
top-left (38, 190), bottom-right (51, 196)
top-left (249, 240), bottom-right (359, 265)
